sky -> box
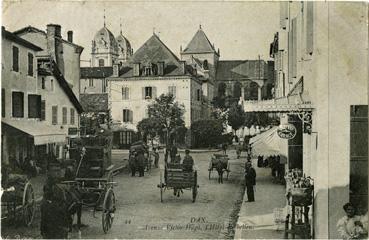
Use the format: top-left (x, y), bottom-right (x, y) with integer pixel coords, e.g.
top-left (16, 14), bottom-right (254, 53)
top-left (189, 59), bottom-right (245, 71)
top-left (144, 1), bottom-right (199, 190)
top-left (2, 0), bottom-right (280, 64)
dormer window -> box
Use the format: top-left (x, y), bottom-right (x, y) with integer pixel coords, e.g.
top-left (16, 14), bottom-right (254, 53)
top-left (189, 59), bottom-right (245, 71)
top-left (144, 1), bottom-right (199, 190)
top-left (144, 66), bottom-right (152, 76)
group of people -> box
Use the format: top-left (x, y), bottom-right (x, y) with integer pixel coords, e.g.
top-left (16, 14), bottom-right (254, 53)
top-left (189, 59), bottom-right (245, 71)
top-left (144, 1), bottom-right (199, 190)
top-left (257, 154), bottom-right (285, 183)
top-left (129, 148), bottom-right (147, 177)
top-left (337, 202), bottom-right (368, 239)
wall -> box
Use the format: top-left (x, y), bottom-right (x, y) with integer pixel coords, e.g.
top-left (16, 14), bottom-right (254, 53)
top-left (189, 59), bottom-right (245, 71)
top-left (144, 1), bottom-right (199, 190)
top-left (80, 77), bottom-right (107, 94)
top-left (109, 76), bottom-right (203, 128)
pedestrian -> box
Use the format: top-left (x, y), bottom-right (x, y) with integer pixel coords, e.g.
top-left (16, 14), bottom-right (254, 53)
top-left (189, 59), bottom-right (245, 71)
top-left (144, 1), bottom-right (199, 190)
top-left (216, 159), bottom-right (224, 184)
top-left (244, 162), bottom-right (256, 202)
top-left (236, 144), bottom-right (241, 159)
top-left (337, 202), bottom-right (368, 239)
top-left (40, 177), bottom-right (69, 239)
top-left (182, 149), bottom-right (194, 172)
top-left (222, 143), bottom-right (228, 155)
top-left (170, 144), bottom-right (178, 162)
top-left (153, 148), bottom-right (159, 168)
top-left (137, 150), bottom-right (145, 177)
top-left (129, 151), bottom-right (137, 177)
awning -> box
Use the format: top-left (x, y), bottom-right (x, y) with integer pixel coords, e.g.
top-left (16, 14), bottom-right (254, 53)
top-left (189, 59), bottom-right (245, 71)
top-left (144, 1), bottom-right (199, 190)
top-left (2, 120), bottom-right (66, 145)
top-left (243, 99), bottom-right (313, 113)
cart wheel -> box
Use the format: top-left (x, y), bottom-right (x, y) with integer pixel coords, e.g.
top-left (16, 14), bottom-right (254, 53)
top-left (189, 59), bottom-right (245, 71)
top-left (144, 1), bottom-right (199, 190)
top-left (192, 171), bottom-right (198, 203)
top-left (102, 188), bottom-right (116, 233)
top-left (22, 182), bottom-right (35, 227)
top-left (160, 171), bottom-right (163, 203)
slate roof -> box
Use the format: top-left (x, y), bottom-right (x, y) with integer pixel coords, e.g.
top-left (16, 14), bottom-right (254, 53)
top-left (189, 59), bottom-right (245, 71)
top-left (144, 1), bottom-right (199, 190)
top-left (81, 67), bottom-right (113, 78)
top-left (183, 28), bottom-right (217, 55)
top-left (117, 34), bottom-right (190, 77)
top-left (80, 93), bottom-right (108, 112)
top-left (216, 60), bottom-right (268, 81)
top-left (13, 25), bottom-right (83, 50)
top-left (2, 27), bottom-right (42, 51)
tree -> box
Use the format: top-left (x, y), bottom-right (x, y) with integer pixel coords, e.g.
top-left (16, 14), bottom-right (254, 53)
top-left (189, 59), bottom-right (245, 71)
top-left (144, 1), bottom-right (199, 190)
top-left (191, 119), bottom-right (225, 148)
top-left (147, 94), bottom-right (185, 146)
top-left (137, 118), bottom-right (161, 143)
top-left (227, 103), bottom-right (245, 134)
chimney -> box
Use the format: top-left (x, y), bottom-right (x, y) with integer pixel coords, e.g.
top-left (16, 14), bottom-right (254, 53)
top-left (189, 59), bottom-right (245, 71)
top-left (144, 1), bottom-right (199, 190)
top-left (133, 63), bottom-right (140, 76)
top-left (113, 64), bottom-right (119, 77)
top-left (180, 61), bottom-right (186, 75)
top-left (67, 31), bottom-right (73, 43)
top-left (157, 61), bottom-right (164, 76)
top-left (47, 24), bottom-right (61, 38)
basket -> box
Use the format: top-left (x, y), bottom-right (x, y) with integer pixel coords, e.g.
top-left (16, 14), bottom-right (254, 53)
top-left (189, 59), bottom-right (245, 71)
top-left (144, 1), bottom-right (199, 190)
top-left (290, 188), bottom-right (313, 206)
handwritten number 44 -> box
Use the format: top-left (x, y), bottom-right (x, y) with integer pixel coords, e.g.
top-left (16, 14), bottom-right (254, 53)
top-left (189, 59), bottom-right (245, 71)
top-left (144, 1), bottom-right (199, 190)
top-left (125, 220), bottom-right (131, 224)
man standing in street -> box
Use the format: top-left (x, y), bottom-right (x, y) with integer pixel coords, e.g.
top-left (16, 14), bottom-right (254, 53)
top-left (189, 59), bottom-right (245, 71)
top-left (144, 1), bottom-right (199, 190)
top-left (137, 150), bottom-right (145, 177)
top-left (244, 162), bottom-right (256, 202)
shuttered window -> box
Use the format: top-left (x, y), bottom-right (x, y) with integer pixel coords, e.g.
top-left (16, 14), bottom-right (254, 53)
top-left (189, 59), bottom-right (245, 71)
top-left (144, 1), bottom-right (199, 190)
top-left (168, 86), bottom-right (176, 98)
top-left (350, 105), bottom-right (368, 210)
top-left (70, 108), bottom-right (75, 125)
top-left (12, 91), bottom-right (24, 118)
top-left (28, 53), bottom-right (34, 76)
top-left (306, 1), bottom-right (314, 55)
top-left (28, 94), bottom-right (41, 118)
top-left (12, 46), bottom-right (19, 72)
top-left (52, 106), bottom-right (58, 125)
top-left (123, 109), bottom-right (133, 123)
top-left (2, 88), bottom-right (5, 117)
top-left (62, 107), bottom-right (67, 124)
top-left (197, 89), bottom-right (201, 101)
top-left (41, 100), bottom-right (46, 120)
top-left (142, 86), bottom-right (157, 99)
top-left (122, 87), bottom-right (129, 100)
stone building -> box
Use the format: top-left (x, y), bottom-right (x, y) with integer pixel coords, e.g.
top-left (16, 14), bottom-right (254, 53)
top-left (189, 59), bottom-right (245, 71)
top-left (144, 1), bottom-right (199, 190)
top-left (1, 26), bottom-right (83, 169)
top-left (108, 33), bottom-right (210, 145)
top-left (246, 2), bottom-right (368, 238)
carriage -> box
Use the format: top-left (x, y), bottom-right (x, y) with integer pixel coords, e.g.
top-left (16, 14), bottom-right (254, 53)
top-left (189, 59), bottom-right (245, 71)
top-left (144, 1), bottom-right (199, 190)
top-left (129, 141), bottom-right (152, 172)
top-left (1, 174), bottom-right (35, 227)
top-left (157, 163), bottom-right (199, 203)
top-left (208, 154), bottom-right (231, 180)
top-left (61, 131), bottom-right (116, 234)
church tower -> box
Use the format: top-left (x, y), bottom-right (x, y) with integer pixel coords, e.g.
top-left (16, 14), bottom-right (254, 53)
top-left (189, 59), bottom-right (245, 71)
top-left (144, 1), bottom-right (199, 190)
top-left (180, 25), bottom-right (220, 80)
top-left (91, 13), bottom-right (119, 67)
top-left (116, 22), bottom-right (133, 64)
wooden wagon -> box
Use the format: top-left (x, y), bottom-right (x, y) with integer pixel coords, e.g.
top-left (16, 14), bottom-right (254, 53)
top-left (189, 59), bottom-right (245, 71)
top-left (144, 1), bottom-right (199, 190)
top-left (157, 163), bottom-right (199, 203)
top-left (1, 175), bottom-right (35, 227)
top-left (62, 132), bottom-right (116, 233)
top-left (208, 154), bottom-right (231, 180)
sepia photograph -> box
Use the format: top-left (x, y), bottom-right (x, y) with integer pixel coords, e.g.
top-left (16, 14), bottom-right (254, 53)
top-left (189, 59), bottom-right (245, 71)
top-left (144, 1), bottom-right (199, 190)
top-left (1, 0), bottom-right (368, 239)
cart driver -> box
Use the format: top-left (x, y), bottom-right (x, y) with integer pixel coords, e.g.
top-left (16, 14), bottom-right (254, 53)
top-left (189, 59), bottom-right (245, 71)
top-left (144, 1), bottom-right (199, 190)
top-left (182, 149), bottom-right (194, 172)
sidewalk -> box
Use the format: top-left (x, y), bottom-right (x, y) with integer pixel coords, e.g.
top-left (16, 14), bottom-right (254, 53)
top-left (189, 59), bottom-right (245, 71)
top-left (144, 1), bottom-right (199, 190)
top-left (234, 158), bottom-right (287, 239)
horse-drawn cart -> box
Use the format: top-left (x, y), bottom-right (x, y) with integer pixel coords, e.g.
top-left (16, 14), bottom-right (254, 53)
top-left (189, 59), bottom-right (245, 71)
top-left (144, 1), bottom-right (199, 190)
top-left (61, 131), bottom-right (116, 233)
top-left (208, 154), bottom-right (231, 180)
top-left (157, 163), bottom-right (199, 203)
top-left (1, 175), bottom-right (35, 227)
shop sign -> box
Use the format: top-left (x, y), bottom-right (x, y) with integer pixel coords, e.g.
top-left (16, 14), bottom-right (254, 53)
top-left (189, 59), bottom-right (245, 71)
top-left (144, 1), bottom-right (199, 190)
top-left (68, 127), bottom-right (79, 136)
top-left (277, 123), bottom-right (297, 139)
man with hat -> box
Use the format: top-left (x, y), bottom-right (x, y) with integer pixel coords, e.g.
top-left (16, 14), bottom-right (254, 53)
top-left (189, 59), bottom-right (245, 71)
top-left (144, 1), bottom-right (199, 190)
top-left (244, 162), bottom-right (256, 202)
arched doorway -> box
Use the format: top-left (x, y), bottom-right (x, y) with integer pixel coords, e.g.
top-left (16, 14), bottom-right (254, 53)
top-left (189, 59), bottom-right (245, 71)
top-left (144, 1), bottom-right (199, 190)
top-left (244, 81), bottom-right (259, 100)
top-left (233, 81), bottom-right (242, 100)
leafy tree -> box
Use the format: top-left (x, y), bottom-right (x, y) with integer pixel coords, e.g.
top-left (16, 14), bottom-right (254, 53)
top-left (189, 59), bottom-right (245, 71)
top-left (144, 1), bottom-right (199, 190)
top-left (147, 94), bottom-right (185, 146)
top-left (137, 118), bottom-right (161, 143)
top-left (227, 103), bottom-right (245, 134)
top-left (191, 119), bottom-right (225, 148)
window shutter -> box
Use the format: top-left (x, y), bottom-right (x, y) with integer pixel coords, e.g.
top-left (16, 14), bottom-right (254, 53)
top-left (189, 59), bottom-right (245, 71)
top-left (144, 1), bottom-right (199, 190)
top-left (130, 110), bottom-right (133, 123)
top-left (306, 1), bottom-right (314, 55)
top-left (142, 87), bottom-right (145, 99)
top-left (127, 88), bottom-right (130, 99)
top-left (62, 107), bottom-right (68, 124)
top-left (2, 88), bottom-right (5, 117)
top-left (152, 86), bottom-right (157, 99)
top-left (12, 46), bottom-right (19, 72)
top-left (52, 106), bottom-right (58, 125)
top-left (12, 92), bottom-right (24, 117)
top-left (41, 100), bottom-right (46, 120)
top-left (70, 108), bottom-right (75, 125)
top-left (28, 53), bottom-right (34, 76)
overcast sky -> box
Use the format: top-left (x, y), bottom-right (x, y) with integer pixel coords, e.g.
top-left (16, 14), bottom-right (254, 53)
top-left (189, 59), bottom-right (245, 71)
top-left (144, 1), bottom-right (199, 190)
top-left (3, 1), bottom-right (280, 63)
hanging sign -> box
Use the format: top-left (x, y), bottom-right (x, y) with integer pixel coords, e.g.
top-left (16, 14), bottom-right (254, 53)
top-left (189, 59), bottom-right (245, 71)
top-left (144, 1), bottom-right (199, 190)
top-left (277, 123), bottom-right (297, 139)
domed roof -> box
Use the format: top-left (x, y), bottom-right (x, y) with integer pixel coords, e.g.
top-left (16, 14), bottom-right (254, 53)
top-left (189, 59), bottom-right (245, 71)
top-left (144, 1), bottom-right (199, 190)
top-left (93, 26), bottom-right (118, 51)
top-left (116, 33), bottom-right (132, 52)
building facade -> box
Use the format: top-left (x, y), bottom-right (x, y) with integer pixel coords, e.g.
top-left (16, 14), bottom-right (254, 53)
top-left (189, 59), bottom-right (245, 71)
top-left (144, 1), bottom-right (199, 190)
top-left (1, 26), bottom-right (83, 170)
top-left (267, 2), bottom-right (368, 238)
top-left (108, 34), bottom-right (209, 145)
